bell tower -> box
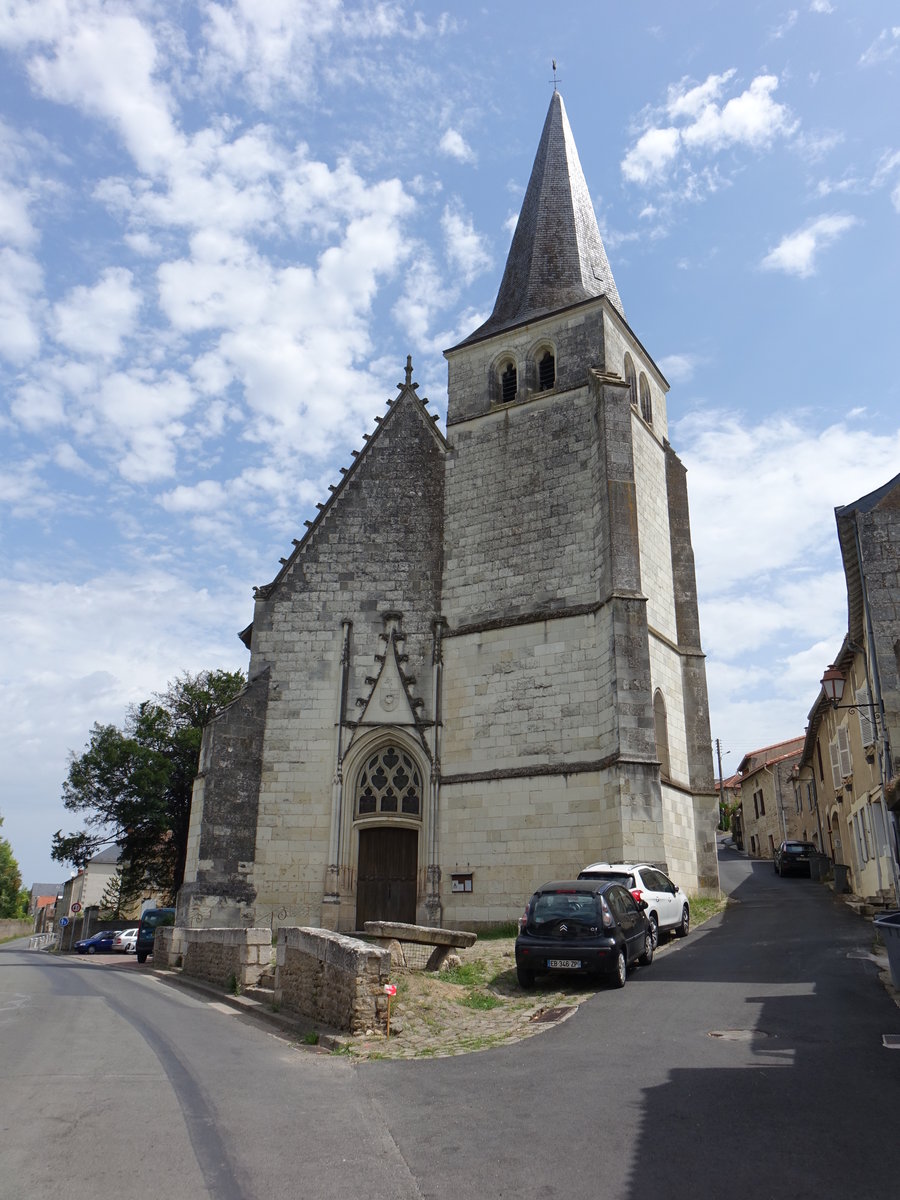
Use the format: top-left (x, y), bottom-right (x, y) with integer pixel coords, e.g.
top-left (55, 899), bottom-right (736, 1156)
top-left (437, 91), bottom-right (718, 898)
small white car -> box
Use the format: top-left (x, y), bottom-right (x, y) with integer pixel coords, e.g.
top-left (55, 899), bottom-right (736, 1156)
top-left (113, 927), bottom-right (138, 953)
top-left (577, 863), bottom-right (690, 948)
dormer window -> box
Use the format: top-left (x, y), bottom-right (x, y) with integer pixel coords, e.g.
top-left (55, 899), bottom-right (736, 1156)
top-left (501, 361), bottom-right (517, 403)
top-left (538, 350), bottom-right (555, 391)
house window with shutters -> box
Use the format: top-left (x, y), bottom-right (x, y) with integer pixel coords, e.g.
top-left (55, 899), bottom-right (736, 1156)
top-left (856, 687), bottom-right (875, 747)
top-left (830, 726), bottom-right (853, 788)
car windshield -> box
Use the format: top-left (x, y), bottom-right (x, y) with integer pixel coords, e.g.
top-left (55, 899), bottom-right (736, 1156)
top-left (527, 892), bottom-right (599, 933)
top-left (786, 843), bottom-right (815, 853)
top-left (578, 870), bottom-right (633, 887)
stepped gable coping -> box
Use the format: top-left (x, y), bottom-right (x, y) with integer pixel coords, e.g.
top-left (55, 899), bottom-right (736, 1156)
top-left (251, 357), bottom-right (447, 604)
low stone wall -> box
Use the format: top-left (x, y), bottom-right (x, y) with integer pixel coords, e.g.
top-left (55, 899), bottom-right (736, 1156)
top-left (274, 927), bottom-right (392, 1034)
top-left (158, 927), bottom-right (271, 989)
top-left (0, 919), bottom-right (32, 940)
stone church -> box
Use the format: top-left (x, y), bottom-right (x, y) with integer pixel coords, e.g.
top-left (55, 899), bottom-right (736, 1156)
top-left (178, 91), bottom-right (719, 933)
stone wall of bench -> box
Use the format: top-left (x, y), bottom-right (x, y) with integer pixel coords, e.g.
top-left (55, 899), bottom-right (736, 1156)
top-left (274, 927), bottom-right (392, 1034)
top-left (155, 926), bottom-right (271, 989)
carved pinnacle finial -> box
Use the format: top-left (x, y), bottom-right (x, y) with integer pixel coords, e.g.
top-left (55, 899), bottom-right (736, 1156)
top-left (405, 354), bottom-right (413, 386)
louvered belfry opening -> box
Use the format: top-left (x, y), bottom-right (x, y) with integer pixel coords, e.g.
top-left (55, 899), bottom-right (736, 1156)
top-left (501, 362), bottom-right (517, 403)
top-left (538, 350), bottom-right (555, 391)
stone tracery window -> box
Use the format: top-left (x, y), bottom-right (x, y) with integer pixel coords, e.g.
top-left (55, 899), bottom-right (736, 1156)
top-left (538, 349), bottom-right (555, 391)
top-left (500, 361), bottom-right (518, 403)
top-left (624, 353), bottom-right (637, 407)
top-left (356, 745), bottom-right (422, 818)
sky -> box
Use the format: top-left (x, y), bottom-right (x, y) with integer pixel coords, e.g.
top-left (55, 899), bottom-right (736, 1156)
top-left (2, 0), bottom-right (899, 888)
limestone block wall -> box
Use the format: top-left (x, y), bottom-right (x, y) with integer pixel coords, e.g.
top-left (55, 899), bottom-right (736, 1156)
top-left (441, 610), bottom-right (616, 775)
top-left (446, 302), bottom-right (606, 425)
top-left (856, 503), bottom-right (900, 782)
top-left (648, 636), bottom-right (690, 785)
top-left (274, 927), bottom-right (392, 1034)
top-left (164, 927), bottom-right (272, 990)
top-left (439, 763), bottom-right (672, 927)
top-left (660, 783), bottom-right (698, 883)
top-left (632, 419), bottom-right (677, 643)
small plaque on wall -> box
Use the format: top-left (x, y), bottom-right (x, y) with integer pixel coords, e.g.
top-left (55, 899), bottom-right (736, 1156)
top-left (451, 873), bottom-right (474, 893)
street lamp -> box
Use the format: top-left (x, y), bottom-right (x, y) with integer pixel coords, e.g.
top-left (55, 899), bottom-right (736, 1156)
top-left (821, 665), bottom-right (846, 705)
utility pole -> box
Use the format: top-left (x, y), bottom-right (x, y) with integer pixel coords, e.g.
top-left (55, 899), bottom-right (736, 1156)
top-left (715, 738), bottom-right (726, 829)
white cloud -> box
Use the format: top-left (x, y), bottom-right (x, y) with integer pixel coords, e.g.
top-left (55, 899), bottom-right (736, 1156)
top-left (439, 128), bottom-right (476, 165)
top-left (809, 0), bottom-right (834, 12)
top-left (622, 72), bottom-right (795, 191)
top-left (441, 203), bottom-right (491, 285)
top-left (760, 213), bottom-right (857, 277)
top-left (770, 9), bottom-right (799, 39)
top-left (53, 268), bottom-right (142, 359)
top-left (621, 126), bottom-right (680, 184)
top-left (0, 247), bottom-right (43, 363)
top-left (859, 27), bottom-right (900, 67)
top-left (657, 353), bottom-right (701, 384)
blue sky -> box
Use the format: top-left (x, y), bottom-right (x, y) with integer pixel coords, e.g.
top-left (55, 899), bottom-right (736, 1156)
top-left (2, 1), bottom-right (899, 887)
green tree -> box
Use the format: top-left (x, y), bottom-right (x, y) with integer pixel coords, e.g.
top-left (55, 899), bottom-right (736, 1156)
top-left (98, 866), bottom-right (142, 919)
top-left (0, 817), bottom-right (27, 919)
top-left (52, 669), bottom-right (245, 905)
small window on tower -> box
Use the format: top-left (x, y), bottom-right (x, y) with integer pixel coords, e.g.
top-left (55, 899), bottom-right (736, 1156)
top-left (624, 354), bottom-right (637, 407)
top-left (538, 350), bottom-right (555, 391)
top-left (501, 362), bottom-right (517, 403)
top-left (639, 374), bottom-right (652, 425)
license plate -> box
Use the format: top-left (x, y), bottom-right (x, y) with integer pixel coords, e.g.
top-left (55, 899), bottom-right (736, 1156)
top-left (548, 958), bottom-right (581, 969)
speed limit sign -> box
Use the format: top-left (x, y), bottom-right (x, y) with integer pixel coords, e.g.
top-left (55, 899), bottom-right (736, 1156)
top-left (71, 902), bottom-right (82, 913)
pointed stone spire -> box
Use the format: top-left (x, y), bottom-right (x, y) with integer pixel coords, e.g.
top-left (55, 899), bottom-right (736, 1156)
top-left (464, 91), bottom-right (623, 344)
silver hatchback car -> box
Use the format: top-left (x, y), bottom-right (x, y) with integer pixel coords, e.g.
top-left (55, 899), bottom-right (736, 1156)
top-left (577, 862), bottom-right (690, 948)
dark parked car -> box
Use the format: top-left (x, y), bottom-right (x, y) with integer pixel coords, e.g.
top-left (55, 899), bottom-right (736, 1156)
top-left (515, 879), bottom-right (653, 989)
top-left (74, 930), bottom-right (120, 954)
top-left (774, 840), bottom-right (817, 877)
top-left (135, 907), bottom-right (175, 963)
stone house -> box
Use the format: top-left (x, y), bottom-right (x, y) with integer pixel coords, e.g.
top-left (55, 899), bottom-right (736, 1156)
top-left (736, 738), bottom-right (806, 859)
top-left (796, 471), bottom-right (900, 903)
top-left (178, 91), bottom-right (719, 934)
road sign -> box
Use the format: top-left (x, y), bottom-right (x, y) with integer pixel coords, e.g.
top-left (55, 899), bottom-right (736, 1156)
top-left (59, 917), bottom-right (69, 927)
top-left (71, 902), bottom-right (82, 913)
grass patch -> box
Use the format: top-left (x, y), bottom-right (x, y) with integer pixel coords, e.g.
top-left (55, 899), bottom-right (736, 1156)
top-left (440, 960), bottom-right (488, 987)
top-left (302, 1031), bottom-right (319, 1046)
top-left (690, 894), bottom-right (728, 927)
top-left (476, 921), bottom-right (520, 940)
top-left (458, 989), bottom-right (503, 1011)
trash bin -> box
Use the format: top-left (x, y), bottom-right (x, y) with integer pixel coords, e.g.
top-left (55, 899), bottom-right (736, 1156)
top-left (873, 911), bottom-right (900, 989)
top-left (810, 854), bottom-right (829, 882)
top-left (833, 863), bottom-right (851, 893)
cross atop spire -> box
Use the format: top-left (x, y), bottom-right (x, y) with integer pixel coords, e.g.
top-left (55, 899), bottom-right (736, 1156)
top-left (458, 91), bottom-right (623, 346)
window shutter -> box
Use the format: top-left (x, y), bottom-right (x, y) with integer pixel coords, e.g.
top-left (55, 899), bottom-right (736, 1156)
top-left (837, 725), bottom-right (853, 777)
top-left (856, 687), bottom-right (875, 747)
top-left (829, 740), bottom-right (842, 789)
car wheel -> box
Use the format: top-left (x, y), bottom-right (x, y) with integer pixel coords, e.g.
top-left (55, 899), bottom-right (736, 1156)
top-left (609, 949), bottom-right (627, 988)
top-left (676, 904), bottom-right (690, 938)
top-left (648, 914), bottom-right (659, 950)
top-left (516, 966), bottom-right (535, 989)
top-left (87, 945), bottom-right (96, 954)
top-left (639, 932), bottom-right (654, 966)
top-left (136, 951), bottom-right (148, 964)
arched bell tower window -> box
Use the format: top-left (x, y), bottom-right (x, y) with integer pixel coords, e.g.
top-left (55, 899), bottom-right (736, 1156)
top-left (538, 350), bottom-right (555, 391)
top-left (653, 690), bottom-right (670, 781)
top-left (500, 361), bottom-right (518, 404)
top-left (356, 745), bottom-right (422, 818)
top-left (624, 354), bottom-right (637, 408)
top-left (639, 373), bottom-right (653, 425)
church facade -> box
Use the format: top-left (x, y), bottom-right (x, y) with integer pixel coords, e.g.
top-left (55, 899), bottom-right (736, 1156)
top-left (178, 92), bottom-right (719, 933)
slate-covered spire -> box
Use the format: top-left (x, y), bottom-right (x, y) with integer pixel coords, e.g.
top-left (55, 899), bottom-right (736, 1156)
top-left (465, 90), bottom-right (623, 343)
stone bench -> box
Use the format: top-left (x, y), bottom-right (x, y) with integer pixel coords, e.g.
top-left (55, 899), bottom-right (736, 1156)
top-left (362, 920), bottom-right (476, 971)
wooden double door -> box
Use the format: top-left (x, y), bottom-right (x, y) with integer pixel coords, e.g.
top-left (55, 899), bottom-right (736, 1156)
top-left (356, 826), bottom-right (418, 927)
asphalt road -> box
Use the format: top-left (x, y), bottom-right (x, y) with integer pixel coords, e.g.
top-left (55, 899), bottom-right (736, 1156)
top-left (3, 846), bottom-right (899, 1200)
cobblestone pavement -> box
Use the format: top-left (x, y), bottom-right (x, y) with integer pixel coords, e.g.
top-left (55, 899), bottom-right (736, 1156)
top-left (343, 931), bottom-right (685, 1061)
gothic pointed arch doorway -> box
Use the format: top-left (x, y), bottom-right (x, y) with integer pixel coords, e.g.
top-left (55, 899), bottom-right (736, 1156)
top-left (350, 739), bottom-right (424, 928)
